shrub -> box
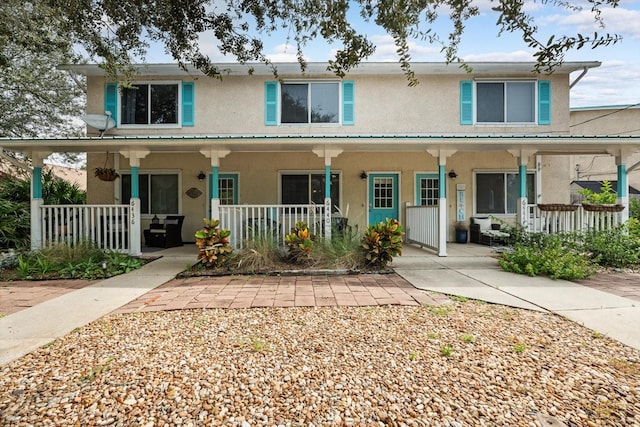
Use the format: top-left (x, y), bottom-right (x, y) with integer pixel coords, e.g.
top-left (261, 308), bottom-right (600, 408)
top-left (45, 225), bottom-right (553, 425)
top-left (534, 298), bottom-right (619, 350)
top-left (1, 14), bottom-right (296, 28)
top-left (284, 221), bottom-right (315, 263)
top-left (583, 225), bottom-right (640, 268)
top-left (0, 199), bottom-right (30, 250)
top-left (233, 234), bottom-right (284, 273)
top-left (361, 218), bottom-right (404, 268)
top-left (194, 219), bottom-right (233, 268)
top-left (313, 228), bottom-right (364, 269)
top-left (498, 234), bottom-right (595, 280)
top-left (578, 180), bottom-right (617, 205)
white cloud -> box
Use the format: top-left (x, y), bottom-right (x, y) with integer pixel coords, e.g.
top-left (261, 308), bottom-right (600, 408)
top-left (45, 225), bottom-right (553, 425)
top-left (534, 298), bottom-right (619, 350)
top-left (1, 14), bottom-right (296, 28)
top-left (570, 60), bottom-right (640, 107)
top-left (364, 34), bottom-right (440, 62)
top-left (265, 43), bottom-right (304, 62)
top-left (462, 50), bottom-right (536, 62)
top-left (542, 8), bottom-right (640, 39)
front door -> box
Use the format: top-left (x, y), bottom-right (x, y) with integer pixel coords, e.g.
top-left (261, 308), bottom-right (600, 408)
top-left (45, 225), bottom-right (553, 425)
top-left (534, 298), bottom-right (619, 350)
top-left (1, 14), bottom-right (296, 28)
top-left (368, 173), bottom-right (399, 225)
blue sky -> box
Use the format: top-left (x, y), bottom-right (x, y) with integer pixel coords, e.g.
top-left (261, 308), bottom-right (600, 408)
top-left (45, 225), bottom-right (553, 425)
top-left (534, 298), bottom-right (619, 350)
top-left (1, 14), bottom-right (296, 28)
top-left (143, 1), bottom-right (640, 108)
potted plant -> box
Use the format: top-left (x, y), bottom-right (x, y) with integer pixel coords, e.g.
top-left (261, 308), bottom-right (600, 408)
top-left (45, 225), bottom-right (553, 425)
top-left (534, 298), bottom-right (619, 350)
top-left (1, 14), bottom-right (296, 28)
top-left (94, 167), bottom-right (119, 182)
top-left (579, 180), bottom-right (624, 212)
top-left (454, 221), bottom-right (468, 243)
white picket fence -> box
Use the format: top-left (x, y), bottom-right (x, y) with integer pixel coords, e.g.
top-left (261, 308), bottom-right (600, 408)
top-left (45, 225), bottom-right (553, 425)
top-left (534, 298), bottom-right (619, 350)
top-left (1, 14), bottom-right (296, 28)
top-left (219, 204), bottom-right (326, 249)
top-left (527, 205), bottom-right (623, 233)
top-left (41, 204), bottom-right (130, 252)
top-left (405, 205), bottom-right (439, 251)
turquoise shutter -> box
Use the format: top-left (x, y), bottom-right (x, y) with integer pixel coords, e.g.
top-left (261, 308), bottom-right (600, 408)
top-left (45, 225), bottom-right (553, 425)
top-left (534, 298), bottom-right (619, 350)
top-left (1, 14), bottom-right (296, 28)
top-left (264, 81), bottom-right (278, 126)
top-left (342, 81), bottom-right (355, 125)
top-left (538, 80), bottom-right (551, 125)
top-left (182, 82), bottom-right (195, 126)
top-left (460, 80), bottom-right (473, 125)
top-left (104, 83), bottom-right (118, 126)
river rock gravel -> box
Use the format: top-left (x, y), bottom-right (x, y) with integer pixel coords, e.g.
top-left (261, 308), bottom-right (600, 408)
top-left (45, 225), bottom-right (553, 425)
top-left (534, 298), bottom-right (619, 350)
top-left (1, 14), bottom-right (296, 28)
top-left (1, 302), bottom-right (639, 426)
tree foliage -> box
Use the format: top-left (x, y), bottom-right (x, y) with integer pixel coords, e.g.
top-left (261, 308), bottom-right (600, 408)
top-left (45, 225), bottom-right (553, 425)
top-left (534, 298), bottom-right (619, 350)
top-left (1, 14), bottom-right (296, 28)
top-left (0, 0), bottom-right (85, 138)
top-left (49, 0), bottom-right (621, 85)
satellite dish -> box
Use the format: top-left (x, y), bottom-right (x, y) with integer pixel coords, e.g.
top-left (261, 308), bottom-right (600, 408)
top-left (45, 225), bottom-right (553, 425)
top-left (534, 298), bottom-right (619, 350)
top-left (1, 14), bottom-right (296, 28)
top-left (82, 112), bottom-right (116, 136)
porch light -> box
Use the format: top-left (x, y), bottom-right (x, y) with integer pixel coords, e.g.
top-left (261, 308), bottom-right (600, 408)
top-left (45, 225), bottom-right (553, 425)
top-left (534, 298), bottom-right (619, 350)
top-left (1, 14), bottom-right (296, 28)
top-left (448, 170), bottom-right (458, 179)
top-left (197, 171), bottom-right (206, 181)
top-left (360, 171), bottom-right (367, 180)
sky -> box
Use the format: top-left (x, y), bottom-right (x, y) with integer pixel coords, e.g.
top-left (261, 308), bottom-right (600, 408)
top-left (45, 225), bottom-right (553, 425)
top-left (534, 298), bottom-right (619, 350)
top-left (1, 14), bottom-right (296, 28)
top-left (141, 0), bottom-right (640, 109)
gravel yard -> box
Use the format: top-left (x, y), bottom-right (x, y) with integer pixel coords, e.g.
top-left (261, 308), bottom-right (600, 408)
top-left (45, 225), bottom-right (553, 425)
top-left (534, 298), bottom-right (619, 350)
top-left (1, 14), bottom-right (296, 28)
top-left (1, 302), bottom-right (639, 426)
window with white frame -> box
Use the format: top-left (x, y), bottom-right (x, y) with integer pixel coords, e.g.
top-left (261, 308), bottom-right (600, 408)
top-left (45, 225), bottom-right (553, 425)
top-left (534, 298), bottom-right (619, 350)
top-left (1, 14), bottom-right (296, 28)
top-left (121, 173), bottom-right (180, 215)
top-left (121, 83), bottom-right (179, 125)
top-left (281, 82), bottom-right (339, 124)
top-left (475, 172), bottom-right (535, 215)
top-left (416, 174), bottom-right (439, 206)
top-left (476, 81), bottom-right (535, 123)
top-left (281, 172), bottom-right (340, 212)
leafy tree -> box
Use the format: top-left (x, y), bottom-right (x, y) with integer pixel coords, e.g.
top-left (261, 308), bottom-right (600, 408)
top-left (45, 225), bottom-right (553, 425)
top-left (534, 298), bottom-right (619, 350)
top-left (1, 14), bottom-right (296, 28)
top-left (0, 0), bottom-right (85, 138)
top-left (50, 0), bottom-right (621, 85)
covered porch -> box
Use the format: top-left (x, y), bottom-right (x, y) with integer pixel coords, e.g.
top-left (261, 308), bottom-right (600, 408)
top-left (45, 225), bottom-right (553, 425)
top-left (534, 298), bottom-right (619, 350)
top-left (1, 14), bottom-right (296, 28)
top-left (2, 135), bottom-right (638, 256)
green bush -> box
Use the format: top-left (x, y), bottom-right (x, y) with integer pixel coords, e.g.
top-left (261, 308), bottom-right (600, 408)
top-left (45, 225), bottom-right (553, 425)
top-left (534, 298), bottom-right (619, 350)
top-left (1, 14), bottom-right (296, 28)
top-left (583, 225), bottom-right (640, 268)
top-left (578, 180), bottom-right (617, 205)
top-left (499, 237), bottom-right (595, 280)
top-left (0, 199), bottom-right (30, 250)
top-left (8, 241), bottom-right (144, 280)
top-left (361, 218), bottom-right (404, 268)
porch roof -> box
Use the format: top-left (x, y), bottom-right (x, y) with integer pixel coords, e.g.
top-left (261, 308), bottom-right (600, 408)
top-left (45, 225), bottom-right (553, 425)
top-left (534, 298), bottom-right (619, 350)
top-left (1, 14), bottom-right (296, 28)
top-left (1, 134), bottom-right (639, 156)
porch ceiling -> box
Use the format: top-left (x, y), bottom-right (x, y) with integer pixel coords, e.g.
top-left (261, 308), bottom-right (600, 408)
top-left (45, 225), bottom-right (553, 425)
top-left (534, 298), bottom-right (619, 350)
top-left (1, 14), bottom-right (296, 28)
top-left (1, 134), bottom-right (639, 156)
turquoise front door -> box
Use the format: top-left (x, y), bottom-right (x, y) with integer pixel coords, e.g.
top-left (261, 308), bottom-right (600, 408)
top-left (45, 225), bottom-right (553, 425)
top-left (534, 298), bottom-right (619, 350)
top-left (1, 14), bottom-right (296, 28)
top-left (368, 173), bottom-right (399, 225)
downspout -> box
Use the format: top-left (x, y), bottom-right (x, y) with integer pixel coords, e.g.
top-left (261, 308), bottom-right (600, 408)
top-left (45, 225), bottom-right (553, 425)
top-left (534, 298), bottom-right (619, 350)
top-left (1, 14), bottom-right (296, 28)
top-left (569, 67), bottom-right (590, 89)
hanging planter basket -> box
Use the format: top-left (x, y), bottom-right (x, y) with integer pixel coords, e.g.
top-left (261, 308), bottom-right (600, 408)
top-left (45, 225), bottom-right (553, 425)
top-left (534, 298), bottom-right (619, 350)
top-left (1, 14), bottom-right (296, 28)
top-left (537, 203), bottom-right (579, 212)
top-left (582, 203), bottom-right (624, 212)
top-left (94, 152), bottom-right (119, 182)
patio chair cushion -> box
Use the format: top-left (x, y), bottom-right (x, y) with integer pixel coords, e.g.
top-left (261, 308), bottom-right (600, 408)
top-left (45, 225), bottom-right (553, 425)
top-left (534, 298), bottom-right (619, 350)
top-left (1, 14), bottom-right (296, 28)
top-left (473, 217), bottom-right (491, 231)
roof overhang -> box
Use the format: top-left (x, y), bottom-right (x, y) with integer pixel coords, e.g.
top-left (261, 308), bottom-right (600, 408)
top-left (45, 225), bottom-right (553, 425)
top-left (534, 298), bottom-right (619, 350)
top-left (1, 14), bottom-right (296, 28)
top-left (2, 134), bottom-right (638, 156)
top-left (60, 61), bottom-right (602, 77)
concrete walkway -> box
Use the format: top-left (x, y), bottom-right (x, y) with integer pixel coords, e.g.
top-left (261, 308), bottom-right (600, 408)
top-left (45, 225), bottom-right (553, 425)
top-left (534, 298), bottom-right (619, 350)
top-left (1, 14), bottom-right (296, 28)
top-left (2, 243), bottom-right (639, 366)
top-left (0, 248), bottom-right (193, 365)
top-left (395, 244), bottom-right (640, 350)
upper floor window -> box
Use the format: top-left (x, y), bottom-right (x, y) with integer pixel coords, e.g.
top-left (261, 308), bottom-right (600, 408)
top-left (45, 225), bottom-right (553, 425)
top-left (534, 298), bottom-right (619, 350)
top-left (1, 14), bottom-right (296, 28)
top-left (265, 81), bottom-right (354, 126)
top-left (121, 83), bottom-right (178, 125)
top-left (281, 83), bottom-right (339, 124)
top-left (477, 81), bottom-right (534, 123)
top-left (460, 80), bottom-right (550, 126)
top-left (104, 81), bottom-right (195, 128)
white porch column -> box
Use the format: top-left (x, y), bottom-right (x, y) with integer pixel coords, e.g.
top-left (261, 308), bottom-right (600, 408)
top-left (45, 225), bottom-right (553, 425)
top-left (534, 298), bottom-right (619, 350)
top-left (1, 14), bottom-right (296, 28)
top-left (427, 149), bottom-right (456, 257)
top-left (509, 149), bottom-right (537, 230)
top-left (313, 148), bottom-right (343, 238)
top-left (120, 149), bottom-right (150, 256)
top-left (29, 151), bottom-right (51, 251)
top-left (200, 149), bottom-right (230, 220)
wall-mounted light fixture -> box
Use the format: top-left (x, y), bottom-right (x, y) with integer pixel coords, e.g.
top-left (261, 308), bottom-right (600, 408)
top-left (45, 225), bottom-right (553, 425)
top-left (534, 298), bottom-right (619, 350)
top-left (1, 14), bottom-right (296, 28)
top-left (197, 171), bottom-right (206, 181)
top-left (448, 170), bottom-right (458, 179)
top-left (360, 171), bottom-right (368, 180)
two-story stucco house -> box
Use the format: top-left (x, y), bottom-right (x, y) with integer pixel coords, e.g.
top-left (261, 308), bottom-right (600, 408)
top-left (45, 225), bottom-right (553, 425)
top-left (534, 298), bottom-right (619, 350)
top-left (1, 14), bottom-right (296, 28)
top-left (2, 61), bottom-right (639, 256)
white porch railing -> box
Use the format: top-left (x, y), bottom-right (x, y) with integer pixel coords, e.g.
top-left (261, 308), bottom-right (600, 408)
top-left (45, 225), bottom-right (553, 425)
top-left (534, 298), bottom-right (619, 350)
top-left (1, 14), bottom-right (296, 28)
top-left (219, 204), bottom-right (326, 249)
top-left (527, 204), bottom-right (624, 233)
top-left (405, 205), bottom-right (439, 251)
top-left (41, 205), bottom-right (130, 252)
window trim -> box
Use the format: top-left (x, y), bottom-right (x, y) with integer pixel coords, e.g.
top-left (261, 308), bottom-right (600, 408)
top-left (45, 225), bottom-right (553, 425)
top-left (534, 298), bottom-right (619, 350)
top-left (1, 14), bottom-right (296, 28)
top-left (278, 170), bottom-right (342, 211)
top-left (414, 172), bottom-right (440, 206)
top-left (118, 169), bottom-right (182, 218)
top-left (473, 170), bottom-right (536, 216)
top-left (475, 79), bottom-right (537, 125)
top-left (117, 80), bottom-right (183, 129)
top-left (278, 80), bottom-right (343, 126)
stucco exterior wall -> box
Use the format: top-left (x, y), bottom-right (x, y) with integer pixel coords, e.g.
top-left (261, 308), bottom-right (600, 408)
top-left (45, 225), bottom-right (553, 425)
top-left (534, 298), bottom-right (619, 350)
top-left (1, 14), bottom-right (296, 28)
top-left (85, 72), bottom-right (571, 137)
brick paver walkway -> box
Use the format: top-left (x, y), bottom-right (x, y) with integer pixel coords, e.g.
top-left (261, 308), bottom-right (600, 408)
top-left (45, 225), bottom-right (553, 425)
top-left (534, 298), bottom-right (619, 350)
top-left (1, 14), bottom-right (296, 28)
top-left (0, 280), bottom-right (97, 316)
top-left (111, 274), bottom-right (451, 314)
top-left (575, 272), bottom-right (640, 303)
